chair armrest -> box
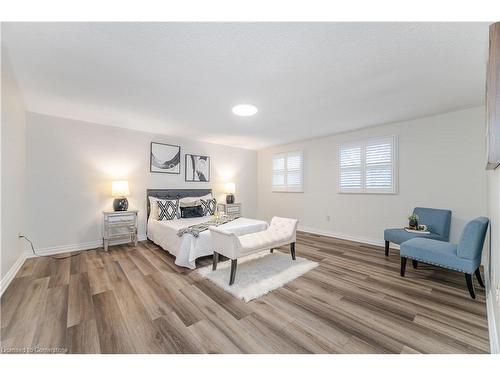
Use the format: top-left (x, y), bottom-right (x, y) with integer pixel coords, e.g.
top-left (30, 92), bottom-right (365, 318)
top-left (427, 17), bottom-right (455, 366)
top-left (209, 226), bottom-right (241, 259)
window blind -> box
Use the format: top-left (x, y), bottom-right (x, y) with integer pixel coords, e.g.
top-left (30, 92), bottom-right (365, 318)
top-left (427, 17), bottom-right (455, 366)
top-left (272, 151), bottom-right (304, 192)
top-left (339, 137), bottom-right (396, 194)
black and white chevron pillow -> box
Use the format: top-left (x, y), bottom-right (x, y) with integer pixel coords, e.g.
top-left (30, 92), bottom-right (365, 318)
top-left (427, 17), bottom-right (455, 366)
top-left (157, 199), bottom-right (180, 220)
top-left (200, 198), bottom-right (217, 216)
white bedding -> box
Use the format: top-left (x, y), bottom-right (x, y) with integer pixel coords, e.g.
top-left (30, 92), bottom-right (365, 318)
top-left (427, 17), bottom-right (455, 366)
top-left (147, 216), bottom-right (268, 269)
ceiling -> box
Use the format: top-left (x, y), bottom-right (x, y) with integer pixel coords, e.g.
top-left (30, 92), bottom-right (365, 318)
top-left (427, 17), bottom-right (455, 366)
top-left (2, 22), bottom-right (489, 149)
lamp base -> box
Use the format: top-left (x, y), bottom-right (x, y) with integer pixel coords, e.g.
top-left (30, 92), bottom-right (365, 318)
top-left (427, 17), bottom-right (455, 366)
top-left (226, 194), bottom-right (235, 204)
top-left (113, 198), bottom-right (129, 211)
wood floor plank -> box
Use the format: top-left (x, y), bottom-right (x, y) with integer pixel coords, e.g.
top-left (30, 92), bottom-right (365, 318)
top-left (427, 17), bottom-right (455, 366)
top-left (111, 277), bottom-right (174, 353)
top-left (92, 291), bottom-right (135, 353)
top-left (31, 285), bottom-right (69, 350)
top-left (67, 272), bottom-right (95, 328)
top-left (48, 257), bottom-right (71, 288)
top-left (15, 258), bottom-right (36, 278)
top-left (188, 319), bottom-right (242, 354)
top-left (67, 319), bottom-right (101, 354)
top-left (0, 276), bottom-right (32, 329)
top-left (1, 277), bottom-right (50, 341)
top-left (194, 278), bottom-right (252, 320)
top-left (153, 312), bottom-right (205, 353)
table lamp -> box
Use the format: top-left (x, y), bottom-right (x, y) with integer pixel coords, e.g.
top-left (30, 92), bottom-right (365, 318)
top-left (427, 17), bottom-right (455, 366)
top-left (112, 180), bottom-right (130, 211)
top-left (225, 182), bottom-right (236, 204)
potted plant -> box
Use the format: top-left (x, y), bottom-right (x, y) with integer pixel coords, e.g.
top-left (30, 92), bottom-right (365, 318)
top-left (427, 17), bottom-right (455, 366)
top-left (408, 214), bottom-right (419, 228)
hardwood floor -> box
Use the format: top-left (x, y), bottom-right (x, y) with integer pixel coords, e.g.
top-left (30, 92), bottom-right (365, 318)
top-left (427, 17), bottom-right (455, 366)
top-left (0, 232), bottom-right (489, 354)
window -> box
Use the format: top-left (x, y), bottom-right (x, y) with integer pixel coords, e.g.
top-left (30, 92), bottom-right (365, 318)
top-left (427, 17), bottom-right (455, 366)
top-left (338, 136), bottom-right (397, 194)
top-left (272, 151), bottom-right (304, 192)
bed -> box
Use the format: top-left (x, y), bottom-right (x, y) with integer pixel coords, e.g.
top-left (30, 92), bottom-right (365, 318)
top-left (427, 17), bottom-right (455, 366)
top-left (146, 189), bottom-right (268, 269)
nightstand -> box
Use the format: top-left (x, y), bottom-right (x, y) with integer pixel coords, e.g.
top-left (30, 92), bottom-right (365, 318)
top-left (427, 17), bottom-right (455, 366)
top-left (217, 203), bottom-right (242, 217)
top-left (102, 210), bottom-right (138, 251)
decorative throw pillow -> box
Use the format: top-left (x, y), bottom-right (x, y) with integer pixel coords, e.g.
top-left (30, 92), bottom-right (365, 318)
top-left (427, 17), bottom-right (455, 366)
top-left (157, 199), bottom-right (180, 220)
top-left (180, 205), bottom-right (204, 218)
top-left (200, 198), bottom-right (217, 216)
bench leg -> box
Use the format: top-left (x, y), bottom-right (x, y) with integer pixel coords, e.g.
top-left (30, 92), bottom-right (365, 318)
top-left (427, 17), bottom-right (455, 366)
top-left (400, 257), bottom-right (407, 277)
top-left (385, 241), bottom-right (389, 256)
top-left (212, 252), bottom-right (219, 271)
top-left (475, 268), bottom-right (485, 288)
top-left (412, 260), bottom-right (418, 269)
top-left (290, 242), bottom-right (296, 260)
top-left (465, 273), bottom-right (476, 299)
top-left (229, 259), bottom-right (237, 285)
top-left (270, 248), bottom-right (274, 253)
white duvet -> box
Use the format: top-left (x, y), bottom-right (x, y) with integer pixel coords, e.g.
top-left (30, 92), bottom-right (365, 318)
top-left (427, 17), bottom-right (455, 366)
top-left (147, 216), bottom-right (268, 269)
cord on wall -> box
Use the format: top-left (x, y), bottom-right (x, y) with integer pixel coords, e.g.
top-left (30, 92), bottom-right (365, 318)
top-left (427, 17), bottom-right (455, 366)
top-left (19, 235), bottom-right (81, 260)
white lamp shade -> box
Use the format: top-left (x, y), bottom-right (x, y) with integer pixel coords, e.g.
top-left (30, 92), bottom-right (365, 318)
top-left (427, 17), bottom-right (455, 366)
top-left (112, 181), bottom-right (130, 197)
top-left (225, 182), bottom-right (236, 194)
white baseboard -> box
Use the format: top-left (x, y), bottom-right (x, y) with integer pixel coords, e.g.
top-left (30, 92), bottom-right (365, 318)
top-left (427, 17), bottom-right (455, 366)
top-left (486, 272), bottom-right (499, 354)
top-left (298, 225), bottom-right (400, 250)
top-left (1, 235), bottom-right (148, 296)
top-left (0, 253), bottom-right (27, 296)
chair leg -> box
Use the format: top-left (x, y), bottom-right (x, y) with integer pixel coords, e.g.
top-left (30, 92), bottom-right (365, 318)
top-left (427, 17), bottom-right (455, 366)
top-left (475, 268), bottom-right (485, 288)
top-left (400, 257), bottom-right (407, 277)
top-left (290, 242), bottom-right (296, 260)
top-left (270, 248), bottom-right (274, 253)
top-left (465, 273), bottom-right (476, 299)
top-left (229, 259), bottom-right (237, 285)
top-left (385, 241), bottom-right (390, 256)
top-left (212, 252), bottom-right (219, 271)
top-left (412, 260), bottom-right (418, 269)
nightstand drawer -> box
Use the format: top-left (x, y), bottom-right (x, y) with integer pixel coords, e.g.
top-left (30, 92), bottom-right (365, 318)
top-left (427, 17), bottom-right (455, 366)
top-left (227, 205), bottom-right (240, 214)
top-left (108, 214), bottom-right (135, 223)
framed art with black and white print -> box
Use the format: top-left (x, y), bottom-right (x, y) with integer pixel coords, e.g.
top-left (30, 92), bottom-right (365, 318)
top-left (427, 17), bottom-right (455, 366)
top-left (150, 142), bottom-right (181, 174)
top-left (185, 154), bottom-right (210, 182)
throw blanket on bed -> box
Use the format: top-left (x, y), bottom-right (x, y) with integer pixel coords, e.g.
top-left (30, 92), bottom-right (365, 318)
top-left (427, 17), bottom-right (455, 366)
top-left (177, 215), bottom-right (238, 237)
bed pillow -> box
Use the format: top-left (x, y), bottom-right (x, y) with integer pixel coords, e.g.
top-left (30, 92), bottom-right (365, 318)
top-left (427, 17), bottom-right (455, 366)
top-left (200, 198), bottom-right (217, 216)
top-left (149, 196), bottom-right (159, 219)
top-left (179, 193), bottom-right (213, 207)
top-left (179, 196), bottom-right (200, 207)
top-left (180, 205), bottom-right (204, 218)
top-left (157, 199), bottom-right (180, 220)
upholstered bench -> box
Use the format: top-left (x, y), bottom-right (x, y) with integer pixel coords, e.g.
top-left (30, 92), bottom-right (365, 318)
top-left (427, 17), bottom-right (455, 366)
top-left (209, 216), bottom-right (299, 285)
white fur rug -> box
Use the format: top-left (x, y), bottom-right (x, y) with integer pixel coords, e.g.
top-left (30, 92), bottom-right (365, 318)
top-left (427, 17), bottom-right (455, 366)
top-left (197, 250), bottom-right (318, 302)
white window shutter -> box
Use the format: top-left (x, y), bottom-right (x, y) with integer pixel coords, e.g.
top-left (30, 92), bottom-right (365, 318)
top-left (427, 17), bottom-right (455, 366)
top-left (339, 145), bottom-right (362, 191)
top-left (365, 140), bottom-right (393, 191)
top-left (272, 151), bottom-right (304, 192)
top-left (339, 137), bottom-right (396, 194)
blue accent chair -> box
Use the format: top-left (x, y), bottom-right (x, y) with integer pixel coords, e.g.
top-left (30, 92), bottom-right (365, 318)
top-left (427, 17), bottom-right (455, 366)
top-left (384, 207), bottom-right (452, 256)
top-left (400, 217), bottom-right (489, 299)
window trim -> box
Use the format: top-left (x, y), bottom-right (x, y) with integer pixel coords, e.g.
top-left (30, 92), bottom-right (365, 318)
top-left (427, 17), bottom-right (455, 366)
top-left (338, 136), bottom-right (398, 194)
top-left (272, 150), bottom-right (304, 193)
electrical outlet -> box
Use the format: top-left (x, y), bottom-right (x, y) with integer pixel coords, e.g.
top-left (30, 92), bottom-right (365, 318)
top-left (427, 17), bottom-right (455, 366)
top-left (326, 215), bottom-right (331, 222)
top-left (496, 283), bottom-right (499, 305)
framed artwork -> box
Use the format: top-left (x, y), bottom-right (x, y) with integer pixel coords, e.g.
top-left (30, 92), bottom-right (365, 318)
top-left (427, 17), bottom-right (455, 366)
top-left (185, 154), bottom-right (210, 182)
top-left (150, 142), bottom-right (181, 174)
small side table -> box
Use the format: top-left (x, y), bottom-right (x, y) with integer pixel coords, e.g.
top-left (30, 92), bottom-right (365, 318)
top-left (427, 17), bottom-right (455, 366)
top-left (102, 210), bottom-right (138, 251)
top-left (217, 203), bottom-right (242, 217)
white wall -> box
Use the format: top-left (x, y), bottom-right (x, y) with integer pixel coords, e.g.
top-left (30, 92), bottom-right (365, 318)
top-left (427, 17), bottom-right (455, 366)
top-left (1, 49), bottom-right (26, 279)
top-left (487, 166), bottom-right (500, 351)
top-left (257, 107), bottom-right (487, 245)
top-left (25, 112), bottom-right (257, 251)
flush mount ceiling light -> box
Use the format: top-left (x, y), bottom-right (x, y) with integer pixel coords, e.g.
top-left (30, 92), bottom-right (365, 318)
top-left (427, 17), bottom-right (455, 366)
top-left (232, 104), bottom-right (258, 117)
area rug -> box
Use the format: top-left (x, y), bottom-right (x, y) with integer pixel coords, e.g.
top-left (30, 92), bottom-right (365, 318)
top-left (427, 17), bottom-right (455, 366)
top-left (197, 250), bottom-right (318, 302)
